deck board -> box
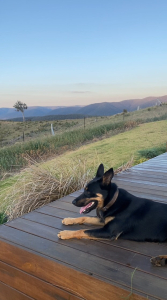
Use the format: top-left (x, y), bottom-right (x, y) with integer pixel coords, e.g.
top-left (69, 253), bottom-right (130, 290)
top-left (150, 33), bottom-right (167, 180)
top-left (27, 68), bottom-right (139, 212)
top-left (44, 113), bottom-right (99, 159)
top-left (0, 281), bottom-right (35, 300)
top-left (0, 152), bottom-right (167, 299)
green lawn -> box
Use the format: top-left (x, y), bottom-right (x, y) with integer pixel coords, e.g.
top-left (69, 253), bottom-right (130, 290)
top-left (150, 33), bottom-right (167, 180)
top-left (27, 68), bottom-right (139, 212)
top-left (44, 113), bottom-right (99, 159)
top-left (44, 120), bottom-right (167, 170)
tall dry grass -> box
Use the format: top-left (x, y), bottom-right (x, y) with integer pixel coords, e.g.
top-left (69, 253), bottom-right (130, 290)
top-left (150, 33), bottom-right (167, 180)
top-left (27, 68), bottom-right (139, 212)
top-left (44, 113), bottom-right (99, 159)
top-left (2, 157), bottom-right (133, 221)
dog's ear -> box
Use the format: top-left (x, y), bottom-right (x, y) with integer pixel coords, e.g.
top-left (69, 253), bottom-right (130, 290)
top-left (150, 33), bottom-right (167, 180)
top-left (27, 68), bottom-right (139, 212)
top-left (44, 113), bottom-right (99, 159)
top-left (102, 168), bottom-right (114, 186)
top-left (96, 164), bottom-right (104, 178)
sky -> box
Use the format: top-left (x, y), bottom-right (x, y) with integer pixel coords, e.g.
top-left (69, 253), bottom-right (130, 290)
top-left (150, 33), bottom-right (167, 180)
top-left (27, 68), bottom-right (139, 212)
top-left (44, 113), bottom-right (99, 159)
top-left (1, 0), bottom-right (167, 108)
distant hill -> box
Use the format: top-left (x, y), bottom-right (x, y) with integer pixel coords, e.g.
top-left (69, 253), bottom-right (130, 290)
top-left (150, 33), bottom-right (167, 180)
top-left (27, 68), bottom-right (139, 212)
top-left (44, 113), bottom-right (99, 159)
top-left (1, 96), bottom-right (167, 120)
top-left (0, 106), bottom-right (56, 120)
top-left (46, 106), bottom-right (83, 115)
top-left (8, 114), bottom-right (88, 122)
top-left (0, 105), bottom-right (82, 120)
top-left (76, 96), bottom-right (167, 116)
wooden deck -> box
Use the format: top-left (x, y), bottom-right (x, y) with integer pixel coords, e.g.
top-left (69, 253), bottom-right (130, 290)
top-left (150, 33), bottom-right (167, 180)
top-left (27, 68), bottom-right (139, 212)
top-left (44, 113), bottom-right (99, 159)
top-left (0, 153), bottom-right (167, 300)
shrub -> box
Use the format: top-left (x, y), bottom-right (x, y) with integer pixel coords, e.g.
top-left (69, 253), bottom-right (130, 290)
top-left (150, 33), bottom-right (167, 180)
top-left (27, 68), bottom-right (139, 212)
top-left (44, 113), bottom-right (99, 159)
top-left (0, 212), bottom-right (7, 224)
top-left (138, 145), bottom-right (166, 159)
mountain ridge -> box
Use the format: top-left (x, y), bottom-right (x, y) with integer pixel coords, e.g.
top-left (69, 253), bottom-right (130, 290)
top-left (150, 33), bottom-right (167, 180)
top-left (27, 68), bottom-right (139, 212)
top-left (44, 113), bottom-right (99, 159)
top-left (1, 95), bottom-right (167, 120)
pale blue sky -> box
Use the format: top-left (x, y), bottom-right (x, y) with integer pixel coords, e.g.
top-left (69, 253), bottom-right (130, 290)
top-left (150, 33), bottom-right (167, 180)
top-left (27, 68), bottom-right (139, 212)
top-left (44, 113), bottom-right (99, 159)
top-left (1, 0), bottom-right (167, 107)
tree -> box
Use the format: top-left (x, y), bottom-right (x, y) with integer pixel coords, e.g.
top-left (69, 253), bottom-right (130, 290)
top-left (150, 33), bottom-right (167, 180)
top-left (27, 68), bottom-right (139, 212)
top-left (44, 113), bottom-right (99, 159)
top-left (13, 101), bottom-right (28, 141)
top-left (123, 109), bottom-right (128, 120)
top-left (13, 101), bottom-right (28, 122)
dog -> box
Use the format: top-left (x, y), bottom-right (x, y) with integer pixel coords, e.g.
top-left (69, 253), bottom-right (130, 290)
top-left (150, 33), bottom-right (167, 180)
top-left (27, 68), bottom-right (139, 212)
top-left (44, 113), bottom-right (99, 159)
top-left (58, 164), bottom-right (167, 266)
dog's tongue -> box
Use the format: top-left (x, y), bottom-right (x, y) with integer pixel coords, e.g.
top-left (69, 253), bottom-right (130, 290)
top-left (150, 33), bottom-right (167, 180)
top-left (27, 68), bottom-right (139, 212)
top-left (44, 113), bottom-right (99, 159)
top-left (80, 202), bottom-right (93, 214)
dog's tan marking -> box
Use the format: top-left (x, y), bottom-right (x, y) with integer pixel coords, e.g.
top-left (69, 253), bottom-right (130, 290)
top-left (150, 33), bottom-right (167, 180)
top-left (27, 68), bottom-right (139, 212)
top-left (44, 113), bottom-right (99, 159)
top-left (62, 216), bottom-right (114, 226)
top-left (58, 229), bottom-right (99, 240)
top-left (104, 216), bottom-right (115, 224)
top-left (96, 193), bottom-right (105, 209)
top-left (76, 193), bottom-right (104, 209)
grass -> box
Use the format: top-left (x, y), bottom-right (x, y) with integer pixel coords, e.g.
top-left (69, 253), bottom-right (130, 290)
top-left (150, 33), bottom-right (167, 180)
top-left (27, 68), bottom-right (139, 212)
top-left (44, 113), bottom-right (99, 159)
top-left (1, 103), bottom-right (167, 144)
top-left (0, 120), bottom-right (137, 173)
top-left (0, 212), bottom-right (7, 224)
top-left (43, 120), bottom-right (167, 171)
top-left (1, 104), bottom-right (167, 174)
top-left (1, 158), bottom-right (98, 221)
top-left (0, 120), bottom-right (166, 221)
top-left (137, 144), bottom-right (166, 160)
top-left (1, 103), bottom-right (167, 174)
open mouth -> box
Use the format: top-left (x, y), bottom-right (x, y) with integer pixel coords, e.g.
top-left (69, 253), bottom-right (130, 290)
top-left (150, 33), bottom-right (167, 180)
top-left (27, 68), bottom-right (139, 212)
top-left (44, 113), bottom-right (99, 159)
top-left (80, 201), bottom-right (96, 214)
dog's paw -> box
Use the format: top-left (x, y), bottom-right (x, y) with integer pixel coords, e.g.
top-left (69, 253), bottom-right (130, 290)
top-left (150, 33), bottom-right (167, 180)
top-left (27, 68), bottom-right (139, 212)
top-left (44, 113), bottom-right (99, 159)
top-left (62, 218), bottom-right (75, 225)
top-left (150, 256), bottom-right (167, 267)
top-left (57, 230), bottom-right (73, 239)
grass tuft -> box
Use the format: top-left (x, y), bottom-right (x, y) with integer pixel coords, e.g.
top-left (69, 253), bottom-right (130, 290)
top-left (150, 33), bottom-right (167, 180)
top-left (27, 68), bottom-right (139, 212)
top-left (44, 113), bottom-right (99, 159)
top-left (2, 157), bottom-right (134, 221)
top-left (0, 212), bottom-right (7, 224)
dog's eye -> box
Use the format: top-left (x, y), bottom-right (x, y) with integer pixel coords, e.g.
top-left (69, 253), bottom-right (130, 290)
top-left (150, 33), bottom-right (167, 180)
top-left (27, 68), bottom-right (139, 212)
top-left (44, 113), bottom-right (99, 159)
top-left (84, 190), bottom-right (90, 196)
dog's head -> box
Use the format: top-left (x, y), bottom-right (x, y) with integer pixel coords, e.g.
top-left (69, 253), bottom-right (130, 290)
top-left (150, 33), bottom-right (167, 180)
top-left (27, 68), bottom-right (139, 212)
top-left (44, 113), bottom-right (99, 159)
top-left (72, 164), bottom-right (114, 214)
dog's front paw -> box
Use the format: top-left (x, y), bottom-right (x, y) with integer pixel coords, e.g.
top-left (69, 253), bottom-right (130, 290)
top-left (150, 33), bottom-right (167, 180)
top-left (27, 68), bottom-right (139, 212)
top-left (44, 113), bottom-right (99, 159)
top-left (151, 256), bottom-right (167, 267)
top-left (58, 230), bottom-right (73, 239)
top-left (62, 218), bottom-right (75, 225)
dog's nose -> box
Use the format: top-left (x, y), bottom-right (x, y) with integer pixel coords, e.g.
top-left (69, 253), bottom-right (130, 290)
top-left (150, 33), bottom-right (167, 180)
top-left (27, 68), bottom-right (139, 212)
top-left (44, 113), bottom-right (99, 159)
top-left (72, 199), bottom-right (77, 205)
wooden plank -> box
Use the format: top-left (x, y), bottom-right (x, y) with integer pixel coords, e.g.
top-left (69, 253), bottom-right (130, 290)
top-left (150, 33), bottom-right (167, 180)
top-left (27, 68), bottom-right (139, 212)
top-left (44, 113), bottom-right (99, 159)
top-left (39, 202), bottom-right (96, 217)
top-left (112, 182), bottom-right (167, 198)
top-left (37, 206), bottom-right (89, 218)
top-left (134, 159), bottom-right (167, 163)
top-left (116, 192), bottom-right (167, 203)
top-left (22, 211), bottom-right (167, 257)
top-left (114, 178), bottom-right (167, 189)
top-left (134, 163), bottom-right (167, 168)
top-left (114, 174), bottom-right (167, 184)
top-left (56, 195), bottom-right (76, 203)
top-left (141, 160), bottom-right (167, 164)
top-left (0, 225), bottom-right (167, 299)
top-left (70, 191), bottom-right (83, 197)
top-left (132, 166), bottom-right (167, 173)
top-left (128, 169), bottom-right (167, 177)
top-left (22, 211), bottom-right (91, 230)
top-left (47, 201), bottom-right (84, 212)
top-left (8, 217), bottom-right (167, 280)
top-left (0, 281), bottom-right (35, 300)
top-left (0, 261), bottom-right (82, 300)
top-left (0, 239), bottom-right (148, 300)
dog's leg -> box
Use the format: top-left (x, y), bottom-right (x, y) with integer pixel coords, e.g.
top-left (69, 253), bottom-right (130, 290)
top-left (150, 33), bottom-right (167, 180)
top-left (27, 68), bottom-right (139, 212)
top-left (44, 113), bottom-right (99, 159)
top-left (58, 225), bottom-right (117, 240)
top-left (62, 216), bottom-right (114, 226)
top-left (151, 255), bottom-right (167, 267)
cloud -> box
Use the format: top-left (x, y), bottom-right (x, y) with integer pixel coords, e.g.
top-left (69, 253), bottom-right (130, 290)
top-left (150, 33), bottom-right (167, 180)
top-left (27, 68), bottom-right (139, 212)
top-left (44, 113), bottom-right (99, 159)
top-left (70, 91), bottom-right (92, 94)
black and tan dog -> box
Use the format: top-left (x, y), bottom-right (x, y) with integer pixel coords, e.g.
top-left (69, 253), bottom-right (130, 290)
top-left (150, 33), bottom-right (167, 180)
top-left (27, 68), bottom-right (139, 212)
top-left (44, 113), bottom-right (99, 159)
top-left (58, 164), bottom-right (167, 266)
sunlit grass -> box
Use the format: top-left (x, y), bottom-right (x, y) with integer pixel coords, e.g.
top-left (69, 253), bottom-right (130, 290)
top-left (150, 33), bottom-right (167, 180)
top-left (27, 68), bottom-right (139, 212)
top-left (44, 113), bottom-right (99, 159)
top-left (43, 120), bottom-right (167, 170)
